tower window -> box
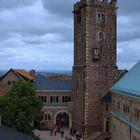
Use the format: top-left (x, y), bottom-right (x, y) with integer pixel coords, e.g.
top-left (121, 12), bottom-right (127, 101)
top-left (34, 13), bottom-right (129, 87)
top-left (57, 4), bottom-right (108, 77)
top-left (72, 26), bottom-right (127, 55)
top-left (97, 31), bottom-right (105, 41)
top-left (99, 32), bottom-right (105, 40)
top-left (102, 14), bottom-right (105, 22)
top-left (97, 13), bottom-right (105, 22)
top-left (93, 48), bottom-right (100, 61)
top-left (96, 9), bottom-right (106, 22)
top-left (97, 14), bottom-right (101, 22)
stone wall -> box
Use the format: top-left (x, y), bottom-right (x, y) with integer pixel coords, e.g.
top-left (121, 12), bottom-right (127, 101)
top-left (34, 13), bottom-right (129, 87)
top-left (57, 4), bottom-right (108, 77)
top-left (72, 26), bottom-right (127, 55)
top-left (111, 93), bottom-right (140, 140)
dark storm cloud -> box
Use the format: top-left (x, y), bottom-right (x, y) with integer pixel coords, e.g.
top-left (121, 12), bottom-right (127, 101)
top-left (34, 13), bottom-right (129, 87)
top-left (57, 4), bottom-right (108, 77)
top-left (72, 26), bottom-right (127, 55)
top-left (0, 1), bottom-right (73, 43)
top-left (41, 0), bottom-right (78, 18)
top-left (0, 0), bottom-right (139, 70)
top-left (0, 0), bottom-right (36, 10)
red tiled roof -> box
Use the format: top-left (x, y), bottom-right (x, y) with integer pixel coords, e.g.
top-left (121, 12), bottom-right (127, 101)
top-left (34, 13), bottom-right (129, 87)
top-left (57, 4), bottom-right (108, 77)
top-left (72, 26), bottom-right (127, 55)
top-left (14, 69), bottom-right (33, 80)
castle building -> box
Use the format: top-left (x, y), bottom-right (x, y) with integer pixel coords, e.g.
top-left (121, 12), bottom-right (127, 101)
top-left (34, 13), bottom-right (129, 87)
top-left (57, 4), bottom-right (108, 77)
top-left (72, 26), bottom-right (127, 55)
top-left (72, 0), bottom-right (118, 138)
top-left (34, 75), bottom-right (73, 129)
top-left (0, 71), bottom-right (73, 130)
top-left (0, 69), bottom-right (34, 96)
top-left (111, 61), bottom-right (140, 140)
top-left (0, 0), bottom-right (122, 139)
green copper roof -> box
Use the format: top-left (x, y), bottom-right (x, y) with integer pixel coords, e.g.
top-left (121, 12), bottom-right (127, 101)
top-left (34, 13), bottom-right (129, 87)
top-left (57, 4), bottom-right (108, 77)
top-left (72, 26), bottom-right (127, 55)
top-left (111, 61), bottom-right (140, 98)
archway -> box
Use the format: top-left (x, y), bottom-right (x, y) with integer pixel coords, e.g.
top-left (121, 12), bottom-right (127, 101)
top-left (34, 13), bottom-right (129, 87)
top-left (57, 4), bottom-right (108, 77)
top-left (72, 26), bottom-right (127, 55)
top-left (54, 110), bottom-right (72, 129)
top-left (56, 112), bottom-right (69, 128)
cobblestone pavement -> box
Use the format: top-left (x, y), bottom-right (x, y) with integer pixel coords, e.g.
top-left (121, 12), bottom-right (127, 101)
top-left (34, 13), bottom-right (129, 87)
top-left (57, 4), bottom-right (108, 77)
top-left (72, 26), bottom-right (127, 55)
top-left (33, 128), bottom-right (77, 140)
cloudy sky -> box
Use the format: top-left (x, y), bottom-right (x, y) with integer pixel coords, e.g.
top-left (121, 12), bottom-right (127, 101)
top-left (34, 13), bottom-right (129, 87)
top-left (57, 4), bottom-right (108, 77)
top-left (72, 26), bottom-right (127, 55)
top-left (0, 0), bottom-right (140, 70)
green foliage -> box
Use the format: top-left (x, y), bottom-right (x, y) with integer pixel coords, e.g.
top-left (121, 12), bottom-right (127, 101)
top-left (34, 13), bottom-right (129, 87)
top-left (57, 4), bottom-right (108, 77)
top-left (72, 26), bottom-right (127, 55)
top-left (0, 80), bottom-right (44, 136)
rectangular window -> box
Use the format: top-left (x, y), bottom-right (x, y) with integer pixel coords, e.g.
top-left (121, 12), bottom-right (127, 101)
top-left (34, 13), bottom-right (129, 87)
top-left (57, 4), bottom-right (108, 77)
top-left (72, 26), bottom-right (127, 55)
top-left (8, 81), bottom-right (15, 86)
top-left (112, 100), bottom-right (116, 111)
top-left (45, 114), bottom-right (51, 121)
top-left (123, 104), bottom-right (129, 113)
top-left (50, 96), bottom-right (59, 103)
top-left (93, 48), bottom-right (100, 61)
top-left (117, 101), bottom-right (120, 110)
top-left (62, 96), bottom-right (71, 103)
top-left (39, 96), bottom-right (47, 103)
top-left (134, 107), bottom-right (140, 118)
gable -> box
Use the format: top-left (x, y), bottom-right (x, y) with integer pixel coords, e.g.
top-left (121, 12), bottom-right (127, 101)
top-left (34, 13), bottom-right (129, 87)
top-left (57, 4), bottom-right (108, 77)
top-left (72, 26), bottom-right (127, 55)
top-left (0, 69), bottom-right (21, 84)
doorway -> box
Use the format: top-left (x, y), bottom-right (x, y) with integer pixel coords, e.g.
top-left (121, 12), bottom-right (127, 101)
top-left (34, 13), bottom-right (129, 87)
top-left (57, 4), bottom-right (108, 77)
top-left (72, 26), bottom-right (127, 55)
top-left (56, 112), bottom-right (69, 128)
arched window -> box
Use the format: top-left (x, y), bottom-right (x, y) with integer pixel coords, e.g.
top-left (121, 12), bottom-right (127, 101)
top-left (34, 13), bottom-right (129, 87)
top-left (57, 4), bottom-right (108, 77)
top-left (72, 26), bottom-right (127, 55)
top-left (45, 113), bottom-right (51, 121)
top-left (102, 14), bottom-right (105, 22)
top-left (97, 14), bottom-right (101, 22)
top-left (97, 31), bottom-right (105, 41)
top-left (96, 9), bottom-right (106, 22)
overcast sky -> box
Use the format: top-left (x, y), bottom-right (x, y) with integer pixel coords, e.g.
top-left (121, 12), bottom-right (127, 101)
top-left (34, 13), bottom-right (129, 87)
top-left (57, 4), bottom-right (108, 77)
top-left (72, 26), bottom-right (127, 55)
top-left (0, 0), bottom-right (140, 70)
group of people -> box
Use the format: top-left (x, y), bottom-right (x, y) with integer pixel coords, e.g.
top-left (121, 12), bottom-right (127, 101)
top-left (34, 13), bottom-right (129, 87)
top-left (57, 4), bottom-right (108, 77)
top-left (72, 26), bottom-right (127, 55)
top-left (50, 125), bottom-right (83, 140)
top-left (69, 128), bottom-right (83, 140)
top-left (50, 125), bottom-right (64, 138)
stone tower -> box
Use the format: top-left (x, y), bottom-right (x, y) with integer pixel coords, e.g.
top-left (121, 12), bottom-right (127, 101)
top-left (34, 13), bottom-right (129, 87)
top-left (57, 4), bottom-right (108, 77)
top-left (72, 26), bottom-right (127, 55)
top-left (72, 0), bottom-right (117, 138)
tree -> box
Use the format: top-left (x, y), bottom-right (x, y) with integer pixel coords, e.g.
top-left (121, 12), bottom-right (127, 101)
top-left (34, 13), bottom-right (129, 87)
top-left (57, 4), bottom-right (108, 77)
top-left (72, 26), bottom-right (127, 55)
top-left (0, 80), bottom-right (43, 136)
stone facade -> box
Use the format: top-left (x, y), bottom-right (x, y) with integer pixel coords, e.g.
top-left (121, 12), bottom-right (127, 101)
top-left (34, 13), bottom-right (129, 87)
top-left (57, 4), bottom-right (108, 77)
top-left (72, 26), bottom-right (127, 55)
top-left (111, 61), bottom-right (140, 140)
top-left (0, 70), bottom-right (73, 130)
top-left (36, 90), bottom-right (73, 129)
top-left (0, 70), bottom-right (19, 96)
top-left (0, 69), bottom-right (33, 96)
top-left (72, 0), bottom-right (118, 138)
top-left (111, 93), bottom-right (140, 140)
top-left (101, 93), bottom-right (111, 134)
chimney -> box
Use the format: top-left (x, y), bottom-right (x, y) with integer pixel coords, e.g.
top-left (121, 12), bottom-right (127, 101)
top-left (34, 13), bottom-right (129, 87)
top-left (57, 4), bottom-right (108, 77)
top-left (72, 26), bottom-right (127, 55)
top-left (30, 69), bottom-right (36, 79)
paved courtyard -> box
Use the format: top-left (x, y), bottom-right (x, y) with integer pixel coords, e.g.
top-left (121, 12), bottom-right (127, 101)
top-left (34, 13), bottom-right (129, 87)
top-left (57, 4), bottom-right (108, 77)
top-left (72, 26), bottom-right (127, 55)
top-left (33, 128), bottom-right (77, 140)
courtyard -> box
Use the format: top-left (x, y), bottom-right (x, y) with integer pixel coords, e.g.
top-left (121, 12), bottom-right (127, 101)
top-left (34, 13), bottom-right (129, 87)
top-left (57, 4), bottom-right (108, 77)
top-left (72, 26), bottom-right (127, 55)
top-left (34, 128), bottom-right (77, 140)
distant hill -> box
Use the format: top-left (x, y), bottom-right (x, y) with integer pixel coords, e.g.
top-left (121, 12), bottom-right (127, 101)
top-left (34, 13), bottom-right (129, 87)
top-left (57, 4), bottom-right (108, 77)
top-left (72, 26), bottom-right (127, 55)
top-left (0, 70), bottom-right (6, 77)
top-left (36, 70), bottom-right (72, 79)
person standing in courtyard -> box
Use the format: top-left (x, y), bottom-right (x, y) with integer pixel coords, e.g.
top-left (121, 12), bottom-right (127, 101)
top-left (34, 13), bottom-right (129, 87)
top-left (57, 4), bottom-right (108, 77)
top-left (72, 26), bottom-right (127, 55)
top-left (54, 127), bottom-right (57, 136)
top-left (50, 128), bottom-right (53, 136)
top-left (60, 127), bottom-right (64, 138)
